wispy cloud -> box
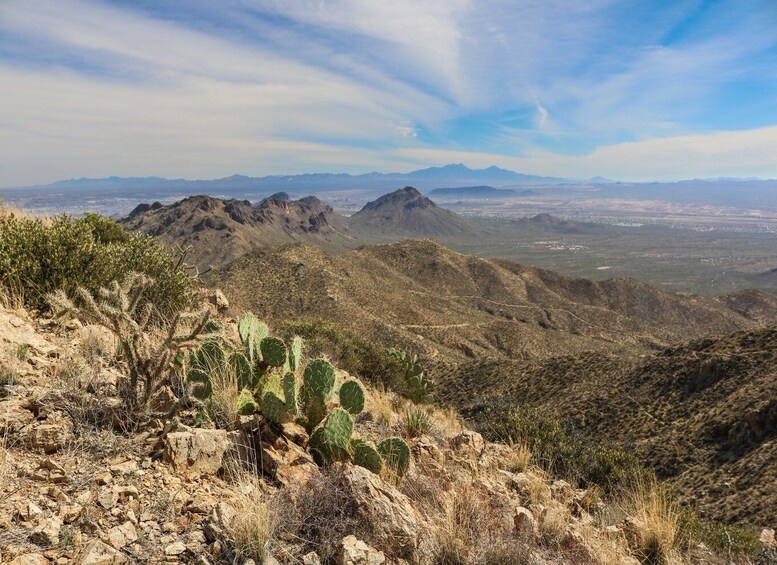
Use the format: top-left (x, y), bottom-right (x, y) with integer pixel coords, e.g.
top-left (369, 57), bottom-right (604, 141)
top-left (0, 0), bottom-right (775, 185)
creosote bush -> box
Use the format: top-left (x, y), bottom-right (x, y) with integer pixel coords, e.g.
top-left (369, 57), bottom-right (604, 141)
top-left (0, 212), bottom-right (196, 316)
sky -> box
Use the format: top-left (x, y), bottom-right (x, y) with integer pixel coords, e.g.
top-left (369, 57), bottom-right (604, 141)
top-left (1, 0), bottom-right (776, 186)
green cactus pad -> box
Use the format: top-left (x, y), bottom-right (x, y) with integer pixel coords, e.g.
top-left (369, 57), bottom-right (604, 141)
top-left (260, 336), bottom-right (287, 367)
top-left (352, 439), bottom-right (383, 474)
top-left (302, 394), bottom-right (328, 433)
top-left (204, 320), bottom-right (221, 334)
top-left (303, 359), bottom-right (336, 400)
top-left (323, 408), bottom-right (354, 452)
top-left (262, 390), bottom-right (292, 423)
top-left (378, 437), bottom-right (411, 476)
top-left (236, 389), bottom-right (257, 415)
top-left (282, 372), bottom-right (297, 415)
top-left (233, 352), bottom-right (255, 390)
top-left (187, 367), bottom-right (212, 400)
top-left (288, 336), bottom-right (303, 373)
top-left (338, 380), bottom-right (365, 415)
top-left (238, 313), bottom-right (269, 362)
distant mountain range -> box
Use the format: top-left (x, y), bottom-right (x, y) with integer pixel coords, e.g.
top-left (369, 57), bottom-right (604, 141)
top-left (8, 164), bottom-right (578, 193)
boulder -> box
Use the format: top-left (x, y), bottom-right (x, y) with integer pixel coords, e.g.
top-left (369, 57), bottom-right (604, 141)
top-left (76, 539), bottom-right (129, 564)
top-left (514, 506), bottom-right (538, 540)
top-left (29, 516), bottom-right (63, 546)
top-left (761, 528), bottom-right (775, 547)
top-left (336, 535), bottom-right (386, 565)
top-left (9, 554), bottom-right (49, 565)
top-left (164, 429), bottom-right (228, 477)
top-left (28, 412), bottom-right (73, 453)
top-left (204, 502), bottom-right (237, 542)
top-left (302, 552), bottom-right (322, 565)
top-left (106, 521), bottom-right (138, 549)
top-left (342, 465), bottom-right (421, 560)
top-left (449, 431), bottom-right (485, 460)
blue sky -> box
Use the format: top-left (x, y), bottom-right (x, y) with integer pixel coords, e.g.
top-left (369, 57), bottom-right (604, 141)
top-left (1, 0), bottom-right (776, 186)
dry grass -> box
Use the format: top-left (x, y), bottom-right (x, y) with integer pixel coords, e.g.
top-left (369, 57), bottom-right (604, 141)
top-left (227, 473), bottom-right (277, 564)
top-left (526, 467), bottom-right (552, 505)
top-left (429, 405), bottom-right (463, 438)
top-left (622, 477), bottom-right (683, 565)
top-left (540, 503), bottom-right (571, 545)
top-left (0, 281), bottom-right (25, 311)
top-left (504, 440), bottom-right (532, 473)
top-left (364, 383), bottom-right (400, 428)
top-left (77, 325), bottom-right (116, 366)
top-left (0, 426), bottom-right (11, 491)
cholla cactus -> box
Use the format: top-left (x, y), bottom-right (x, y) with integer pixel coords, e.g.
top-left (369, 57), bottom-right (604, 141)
top-left (50, 273), bottom-right (209, 414)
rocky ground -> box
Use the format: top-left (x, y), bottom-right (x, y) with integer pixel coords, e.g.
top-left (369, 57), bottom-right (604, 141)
top-left (1, 302), bottom-right (775, 564)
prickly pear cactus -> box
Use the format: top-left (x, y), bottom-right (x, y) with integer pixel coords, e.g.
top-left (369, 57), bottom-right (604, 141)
top-left (187, 341), bottom-right (225, 400)
top-left (309, 408), bottom-right (354, 464)
top-left (388, 348), bottom-right (432, 404)
top-left (260, 336), bottom-right (287, 368)
top-left (233, 352), bottom-right (255, 390)
top-left (236, 389), bottom-right (257, 415)
top-left (378, 437), bottom-right (411, 477)
top-left (351, 438), bottom-right (383, 474)
top-left (282, 372), bottom-right (297, 414)
top-left (303, 359), bottom-right (336, 400)
top-left (338, 380), bottom-right (365, 415)
top-left (238, 313), bottom-right (268, 363)
top-left (288, 336), bottom-right (303, 373)
top-left (300, 359), bottom-right (336, 432)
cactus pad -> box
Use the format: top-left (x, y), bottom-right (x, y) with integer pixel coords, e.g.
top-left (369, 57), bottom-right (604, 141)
top-left (236, 389), bottom-right (257, 415)
top-left (260, 336), bottom-right (287, 367)
top-left (288, 335), bottom-right (303, 373)
top-left (303, 359), bottom-right (336, 400)
top-left (338, 380), bottom-right (365, 415)
top-left (352, 439), bottom-right (383, 474)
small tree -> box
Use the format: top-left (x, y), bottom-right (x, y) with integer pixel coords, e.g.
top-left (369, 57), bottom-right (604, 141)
top-left (50, 273), bottom-right (209, 416)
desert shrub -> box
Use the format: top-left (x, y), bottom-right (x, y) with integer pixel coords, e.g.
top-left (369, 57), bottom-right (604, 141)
top-left (278, 468), bottom-right (364, 562)
top-left (280, 318), bottom-right (404, 389)
top-left (0, 212), bottom-right (196, 316)
top-left (479, 406), bottom-right (643, 493)
top-left (677, 507), bottom-right (762, 558)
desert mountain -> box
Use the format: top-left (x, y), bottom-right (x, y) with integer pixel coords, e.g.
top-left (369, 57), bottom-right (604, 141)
top-left (211, 239), bottom-right (777, 363)
top-left (121, 194), bottom-right (356, 269)
top-left (429, 186), bottom-right (538, 198)
top-left (211, 239), bottom-right (777, 527)
top-left (347, 187), bottom-right (480, 237)
top-left (438, 327), bottom-right (777, 526)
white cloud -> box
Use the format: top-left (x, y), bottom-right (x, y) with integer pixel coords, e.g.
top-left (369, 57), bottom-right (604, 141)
top-left (395, 125), bottom-right (777, 181)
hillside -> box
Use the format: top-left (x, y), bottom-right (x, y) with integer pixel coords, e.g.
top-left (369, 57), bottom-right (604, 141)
top-left (347, 187), bottom-right (480, 237)
top-left (437, 328), bottom-right (777, 526)
top-left (6, 303), bottom-right (765, 563)
top-left (428, 186), bottom-right (538, 198)
top-left (120, 194), bottom-right (357, 269)
top-left (212, 239), bottom-right (777, 364)
top-left (510, 213), bottom-right (609, 234)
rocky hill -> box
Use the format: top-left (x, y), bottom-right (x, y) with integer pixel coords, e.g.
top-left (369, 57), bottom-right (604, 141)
top-left (510, 213), bottom-right (608, 234)
top-left (437, 327), bottom-right (777, 527)
top-left (6, 301), bottom-right (763, 564)
top-left (211, 239), bottom-right (777, 364)
top-left (347, 187), bottom-right (480, 237)
top-left (120, 195), bottom-right (357, 269)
